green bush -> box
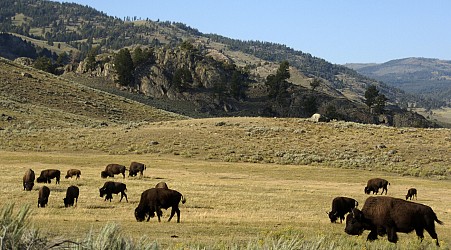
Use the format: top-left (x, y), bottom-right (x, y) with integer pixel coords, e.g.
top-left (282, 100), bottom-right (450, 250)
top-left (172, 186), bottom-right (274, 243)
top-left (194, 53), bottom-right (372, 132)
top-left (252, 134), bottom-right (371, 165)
top-left (0, 203), bottom-right (46, 250)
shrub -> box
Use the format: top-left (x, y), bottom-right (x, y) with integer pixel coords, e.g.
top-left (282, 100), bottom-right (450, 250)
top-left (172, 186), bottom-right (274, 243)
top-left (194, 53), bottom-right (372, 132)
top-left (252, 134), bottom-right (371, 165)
top-left (0, 203), bottom-right (46, 250)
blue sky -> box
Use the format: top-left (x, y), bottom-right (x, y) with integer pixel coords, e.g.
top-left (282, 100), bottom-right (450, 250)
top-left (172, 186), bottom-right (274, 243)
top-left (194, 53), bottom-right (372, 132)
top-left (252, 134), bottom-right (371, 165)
top-left (54, 0), bottom-right (451, 64)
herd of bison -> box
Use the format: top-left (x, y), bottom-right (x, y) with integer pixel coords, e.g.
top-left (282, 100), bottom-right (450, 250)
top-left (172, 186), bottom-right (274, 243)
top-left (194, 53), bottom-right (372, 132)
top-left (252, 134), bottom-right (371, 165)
top-left (22, 161), bottom-right (186, 223)
top-left (22, 163), bottom-right (444, 246)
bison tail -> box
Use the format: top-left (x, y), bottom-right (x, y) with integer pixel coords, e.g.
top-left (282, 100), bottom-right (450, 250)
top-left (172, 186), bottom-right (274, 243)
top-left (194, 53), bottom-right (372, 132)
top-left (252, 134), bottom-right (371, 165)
top-left (436, 218), bottom-right (444, 225)
top-left (355, 201), bottom-right (359, 207)
top-left (181, 195), bottom-right (186, 204)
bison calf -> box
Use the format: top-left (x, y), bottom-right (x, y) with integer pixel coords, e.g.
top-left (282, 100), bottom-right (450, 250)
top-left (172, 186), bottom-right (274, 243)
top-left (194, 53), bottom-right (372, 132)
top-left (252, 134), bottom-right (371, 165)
top-left (364, 178), bottom-right (390, 195)
top-left (129, 162), bottom-right (146, 177)
top-left (99, 181), bottom-right (128, 202)
top-left (38, 186), bottom-right (50, 208)
top-left (63, 185), bottom-right (79, 207)
top-left (135, 188), bottom-right (186, 223)
top-left (65, 169), bottom-right (81, 179)
top-left (406, 188), bottom-right (417, 200)
top-left (23, 169), bottom-right (35, 191)
top-left (328, 197), bottom-right (358, 223)
top-left (345, 196), bottom-right (443, 246)
top-left (36, 169), bottom-right (61, 184)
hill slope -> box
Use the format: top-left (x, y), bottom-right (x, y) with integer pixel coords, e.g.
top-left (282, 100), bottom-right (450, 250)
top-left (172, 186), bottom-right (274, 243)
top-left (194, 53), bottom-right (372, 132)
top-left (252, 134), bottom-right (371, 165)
top-left (346, 58), bottom-right (451, 108)
top-left (0, 0), bottom-right (438, 127)
top-left (0, 57), bottom-right (186, 130)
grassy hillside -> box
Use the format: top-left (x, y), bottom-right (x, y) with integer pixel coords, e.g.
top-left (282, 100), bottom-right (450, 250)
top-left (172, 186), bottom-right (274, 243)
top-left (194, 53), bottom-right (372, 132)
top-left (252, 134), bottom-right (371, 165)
top-left (0, 57), bottom-right (186, 130)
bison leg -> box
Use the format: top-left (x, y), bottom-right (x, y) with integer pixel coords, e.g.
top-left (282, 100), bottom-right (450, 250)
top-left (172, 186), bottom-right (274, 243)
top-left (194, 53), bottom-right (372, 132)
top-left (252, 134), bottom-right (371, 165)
top-left (424, 226), bottom-right (440, 246)
top-left (367, 230), bottom-right (378, 241)
top-left (120, 191), bottom-right (128, 202)
top-left (168, 206), bottom-right (181, 223)
top-left (386, 228), bottom-right (398, 243)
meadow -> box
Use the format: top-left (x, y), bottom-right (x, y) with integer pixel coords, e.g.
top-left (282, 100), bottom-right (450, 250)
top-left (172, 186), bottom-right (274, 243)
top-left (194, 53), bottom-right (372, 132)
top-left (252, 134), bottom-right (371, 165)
top-left (1, 117), bottom-right (450, 249)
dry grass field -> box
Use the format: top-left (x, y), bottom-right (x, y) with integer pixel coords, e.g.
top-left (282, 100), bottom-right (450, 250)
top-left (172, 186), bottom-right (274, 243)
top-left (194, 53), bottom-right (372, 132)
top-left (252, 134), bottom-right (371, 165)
top-left (1, 117), bottom-right (451, 249)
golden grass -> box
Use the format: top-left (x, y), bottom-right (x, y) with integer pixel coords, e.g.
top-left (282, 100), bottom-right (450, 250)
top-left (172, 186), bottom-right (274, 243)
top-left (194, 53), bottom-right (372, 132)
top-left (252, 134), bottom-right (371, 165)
top-left (0, 150), bottom-right (450, 248)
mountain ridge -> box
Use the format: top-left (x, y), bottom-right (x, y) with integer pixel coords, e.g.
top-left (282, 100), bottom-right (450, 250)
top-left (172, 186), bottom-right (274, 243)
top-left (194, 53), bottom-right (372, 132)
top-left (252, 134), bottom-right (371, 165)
top-left (0, 0), bottom-right (440, 127)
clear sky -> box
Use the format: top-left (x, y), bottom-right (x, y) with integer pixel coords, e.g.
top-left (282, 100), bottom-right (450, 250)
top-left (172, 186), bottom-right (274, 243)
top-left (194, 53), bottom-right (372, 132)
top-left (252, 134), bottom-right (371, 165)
top-left (53, 0), bottom-right (451, 64)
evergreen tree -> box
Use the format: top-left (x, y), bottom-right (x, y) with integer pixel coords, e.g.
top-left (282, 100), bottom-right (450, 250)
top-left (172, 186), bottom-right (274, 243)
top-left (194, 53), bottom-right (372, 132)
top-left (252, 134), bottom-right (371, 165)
top-left (85, 46), bottom-right (99, 71)
top-left (114, 48), bottom-right (134, 86)
top-left (365, 85), bottom-right (387, 114)
top-left (266, 60), bottom-right (290, 99)
top-left (33, 56), bottom-right (54, 73)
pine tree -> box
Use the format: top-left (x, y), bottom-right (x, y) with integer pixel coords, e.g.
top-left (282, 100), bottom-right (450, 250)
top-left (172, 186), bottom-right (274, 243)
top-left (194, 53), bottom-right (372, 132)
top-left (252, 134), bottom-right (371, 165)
top-left (114, 48), bottom-right (134, 86)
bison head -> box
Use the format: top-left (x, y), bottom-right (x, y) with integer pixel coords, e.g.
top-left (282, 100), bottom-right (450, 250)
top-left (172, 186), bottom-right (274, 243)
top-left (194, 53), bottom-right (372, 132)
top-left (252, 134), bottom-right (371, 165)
top-left (99, 187), bottom-right (108, 198)
top-left (128, 170), bottom-right (137, 177)
top-left (134, 207), bottom-right (146, 222)
top-left (328, 211), bottom-right (338, 223)
top-left (100, 171), bottom-right (109, 178)
top-left (38, 198), bottom-right (48, 208)
top-left (24, 182), bottom-right (34, 191)
top-left (36, 176), bottom-right (46, 183)
top-left (344, 208), bottom-right (365, 236)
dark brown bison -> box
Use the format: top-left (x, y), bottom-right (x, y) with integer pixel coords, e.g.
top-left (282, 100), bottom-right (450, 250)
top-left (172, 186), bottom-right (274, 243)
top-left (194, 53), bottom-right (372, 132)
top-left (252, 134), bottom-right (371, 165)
top-left (101, 164), bottom-right (126, 178)
top-left (129, 162), bottom-right (146, 177)
top-left (135, 188), bottom-right (186, 223)
top-left (345, 196), bottom-right (443, 246)
top-left (36, 169), bottom-right (61, 184)
top-left (38, 186), bottom-right (50, 208)
top-left (23, 169), bottom-right (35, 191)
top-left (364, 178), bottom-right (390, 195)
top-left (155, 181), bottom-right (169, 189)
top-left (65, 169), bottom-right (81, 179)
top-left (406, 188), bottom-right (417, 200)
top-left (327, 197), bottom-right (358, 223)
top-left (99, 181), bottom-right (128, 202)
top-left (63, 185), bottom-right (79, 207)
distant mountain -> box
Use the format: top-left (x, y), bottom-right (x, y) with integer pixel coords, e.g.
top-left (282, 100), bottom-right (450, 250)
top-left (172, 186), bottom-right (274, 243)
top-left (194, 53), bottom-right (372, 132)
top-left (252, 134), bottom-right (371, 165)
top-left (346, 58), bottom-right (451, 108)
top-left (0, 0), bottom-right (439, 127)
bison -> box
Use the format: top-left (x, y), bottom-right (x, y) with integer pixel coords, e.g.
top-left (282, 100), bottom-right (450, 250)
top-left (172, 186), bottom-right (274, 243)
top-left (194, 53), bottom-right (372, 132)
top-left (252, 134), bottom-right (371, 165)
top-left (364, 178), bottom-right (390, 195)
top-left (99, 181), bottom-right (128, 202)
top-left (345, 196), bottom-right (443, 246)
top-left (38, 186), bottom-right (50, 208)
top-left (65, 169), bottom-right (81, 179)
top-left (129, 162), bottom-right (146, 177)
top-left (406, 188), bottom-right (417, 200)
top-left (101, 164), bottom-right (126, 178)
top-left (135, 188), bottom-right (186, 223)
top-left (36, 169), bottom-right (61, 184)
top-left (63, 185), bottom-right (79, 207)
top-left (23, 169), bottom-right (35, 191)
top-left (155, 181), bottom-right (169, 189)
top-left (327, 197), bottom-right (359, 223)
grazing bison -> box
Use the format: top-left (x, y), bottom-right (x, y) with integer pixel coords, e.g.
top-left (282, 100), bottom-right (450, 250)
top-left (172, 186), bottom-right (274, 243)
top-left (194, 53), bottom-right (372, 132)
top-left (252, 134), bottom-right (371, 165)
top-left (155, 181), bottom-right (169, 189)
top-left (65, 169), bottom-right (81, 179)
top-left (36, 169), bottom-right (61, 184)
top-left (129, 162), bottom-right (146, 177)
top-left (135, 188), bottom-right (186, 223)
top-left (63, 185), bottom-right (79, 207)
top-left (99, 181), bottom-right (128, 202)
top-left (364, 178), bottom-right (390, 195)
top-left (38, 186), bottom-right (50, 208)
top-left (345, 196), bottom-right (443, 246)
top-left (101, 164), bottom-right (126, 178)
top-left (23, 169), bottom-right (35, 191)
top-left (406, 188), bottom-right (417, 200)
top-left (328, 197), bottom-right (359, 223)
